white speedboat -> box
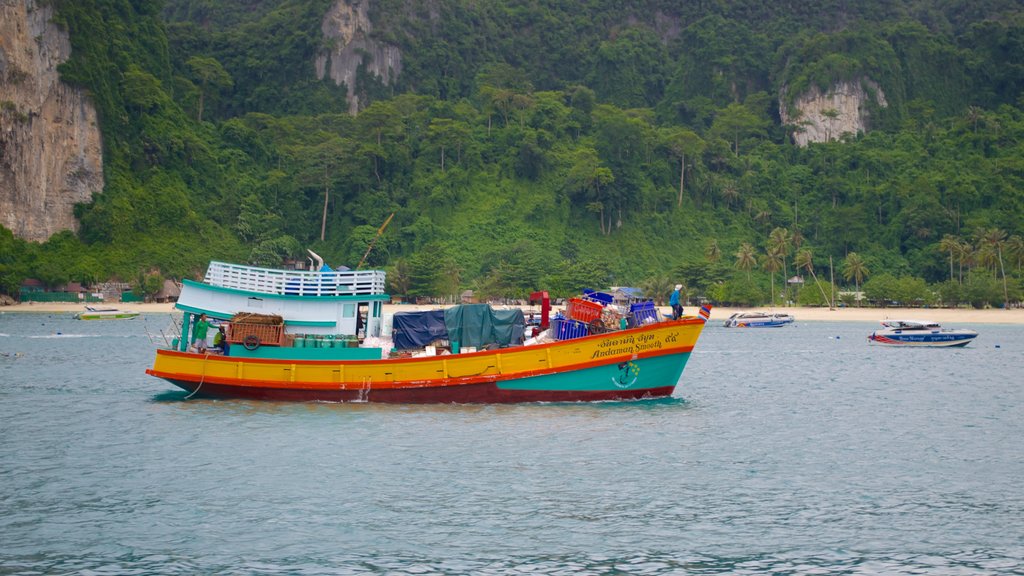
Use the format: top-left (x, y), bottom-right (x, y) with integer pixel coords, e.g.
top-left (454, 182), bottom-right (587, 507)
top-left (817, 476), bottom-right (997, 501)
top-left (868, 319), bottom-right (977, 347)
top-left (74, 306), bottom-right (140, 320)
top-left (723, 311), bottom-right (795, 328)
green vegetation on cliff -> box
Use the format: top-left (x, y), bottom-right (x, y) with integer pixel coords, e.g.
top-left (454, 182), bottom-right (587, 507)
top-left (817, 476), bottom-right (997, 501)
top-left (4, 0), bottom-right (1023, 306)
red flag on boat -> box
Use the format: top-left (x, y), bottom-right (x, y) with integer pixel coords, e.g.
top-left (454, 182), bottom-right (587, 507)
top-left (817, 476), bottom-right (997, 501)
top-left (698, 304), bottom-right (712, 322)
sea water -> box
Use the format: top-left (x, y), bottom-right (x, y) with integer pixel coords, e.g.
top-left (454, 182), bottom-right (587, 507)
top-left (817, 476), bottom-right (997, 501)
top-left (1, 312), bottom-right (1022, 574)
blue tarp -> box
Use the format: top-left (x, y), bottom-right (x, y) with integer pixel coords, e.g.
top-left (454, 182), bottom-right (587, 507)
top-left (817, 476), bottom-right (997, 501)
top-left (582, 289), bottom-right (614, 305)
top-left (391, 309), bottom-right (448, 350)
top-left (391, 305), bottom-right (526, 350)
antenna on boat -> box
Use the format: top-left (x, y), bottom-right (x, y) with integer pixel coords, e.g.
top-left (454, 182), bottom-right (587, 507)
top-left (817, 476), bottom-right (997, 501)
top-left (357, 212), bottom-right (395, 269)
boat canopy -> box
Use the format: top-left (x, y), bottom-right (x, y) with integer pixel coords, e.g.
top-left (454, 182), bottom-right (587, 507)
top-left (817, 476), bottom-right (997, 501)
top-left (881, 320), bottom-right (940, 329)
top-left (391, 304), bottom-right (526, 350)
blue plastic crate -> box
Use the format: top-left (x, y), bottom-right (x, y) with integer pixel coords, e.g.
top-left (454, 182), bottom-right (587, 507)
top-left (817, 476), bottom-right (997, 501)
top-left (551, 316), bottom-right (590, 340)
top-left (629, 301), bottom-right (659, 326)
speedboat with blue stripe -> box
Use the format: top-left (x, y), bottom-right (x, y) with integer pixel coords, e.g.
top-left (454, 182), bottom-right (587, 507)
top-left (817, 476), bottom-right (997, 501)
top-left (723, 311), bottom-right (795, 328)
top-left (868, 319), bottom-right (978, 347)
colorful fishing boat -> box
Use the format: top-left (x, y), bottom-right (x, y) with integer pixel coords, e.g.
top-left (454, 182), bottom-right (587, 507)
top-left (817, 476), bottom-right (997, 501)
top-left (722, 311), bottom-right (794, 328)
top-left (75, 306), bottom-right (140, 320)
top-left (146, 259), bottom-right (711, 403)
top-left (868, 319), bottom-right (978, 347)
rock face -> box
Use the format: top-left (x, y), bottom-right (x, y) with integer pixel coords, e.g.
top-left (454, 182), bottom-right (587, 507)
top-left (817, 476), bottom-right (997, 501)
top-left (780, 79), bottom-right (887, 147)
top-left (0, 0), bottom-right (103, 242)
top-left (315, 0), bottom-right (402, 114)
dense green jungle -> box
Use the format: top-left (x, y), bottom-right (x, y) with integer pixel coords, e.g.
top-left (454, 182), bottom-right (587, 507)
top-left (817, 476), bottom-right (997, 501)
top-left (2, 0), bottom-right (1023, 307)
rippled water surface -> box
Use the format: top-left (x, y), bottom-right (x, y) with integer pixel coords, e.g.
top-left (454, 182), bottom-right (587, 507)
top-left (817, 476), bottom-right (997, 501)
top-left (2, 312), bottom-right (1023, 574)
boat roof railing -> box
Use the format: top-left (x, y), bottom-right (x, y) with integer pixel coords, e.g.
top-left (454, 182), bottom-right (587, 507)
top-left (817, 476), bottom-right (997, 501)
top-left (204, 261), bottom-right (386, 297)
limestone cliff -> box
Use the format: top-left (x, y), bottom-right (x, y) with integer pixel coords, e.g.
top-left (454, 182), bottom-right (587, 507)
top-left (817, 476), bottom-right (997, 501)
top-left (0, 0), bottom-right (103, 242)
top-left (315, 0), bottom-right (402, 115)
top-left (780, 79), bottom-right (887, 147)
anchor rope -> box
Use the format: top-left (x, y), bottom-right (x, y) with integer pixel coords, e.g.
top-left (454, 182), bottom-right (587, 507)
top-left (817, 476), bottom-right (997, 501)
top-left (183, 351), bottom-right (211, 400)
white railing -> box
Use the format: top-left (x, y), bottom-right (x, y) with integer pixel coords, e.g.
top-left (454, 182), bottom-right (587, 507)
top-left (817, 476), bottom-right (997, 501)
top-left (204, 261), bottom-right (386, 296)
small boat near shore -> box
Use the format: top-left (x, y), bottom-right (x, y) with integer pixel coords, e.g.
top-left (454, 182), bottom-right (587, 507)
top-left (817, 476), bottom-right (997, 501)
top-left (868, 319), bottom-right (978, 347)
top-left (146, 259), bottom-right (711, 403)
top-left (74, 306), bottom-right (140, 320)
top-left (723, 311), bottom-right (794, 328)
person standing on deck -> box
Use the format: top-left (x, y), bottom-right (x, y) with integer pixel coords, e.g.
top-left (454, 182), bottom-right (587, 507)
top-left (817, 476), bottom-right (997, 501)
top-left (670, 285), bottom-right (683, 320)
top-left (192, 314), bottom-right (211, 352)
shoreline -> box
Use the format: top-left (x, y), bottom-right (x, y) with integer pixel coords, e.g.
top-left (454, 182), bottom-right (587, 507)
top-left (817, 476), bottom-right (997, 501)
top-left (4, 301), bottom-right (1024, 324)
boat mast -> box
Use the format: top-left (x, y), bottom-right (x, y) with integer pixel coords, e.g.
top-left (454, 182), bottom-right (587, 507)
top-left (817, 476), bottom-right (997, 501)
top-left (357, 212), bottom-right (395, 269)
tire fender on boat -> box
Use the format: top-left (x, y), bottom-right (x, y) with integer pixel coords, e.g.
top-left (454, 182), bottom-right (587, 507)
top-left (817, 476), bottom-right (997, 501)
top-left (243, 335), bottom-right (261, 350)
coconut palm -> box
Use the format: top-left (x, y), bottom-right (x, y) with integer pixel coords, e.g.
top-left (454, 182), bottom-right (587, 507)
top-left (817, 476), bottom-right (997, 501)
top-left (938, 234), bottom-right (960, 284)
top-left (841, 252), bottom-right (869, 306)
top-left (790, 228), bottom-right (804, 252)
top-left (720, 183), bottom-right (740, 209)
top-left (735, 242), bottom-right (757, 281)
top-left (762, 247), bottom-right (783, 306)
top-left (1007, 235), bottom-right (1024, 273)
top-left (639, 275), bottom-right (674, 306)
top-left (794, 247), bottom-right (833, 308)
top-left (956, 238), bottom-right (973, 284)
top-left (973, 230), bottom-right (998, 275)
top-left (979, 228), bottom-right (1009, 308)
top-left (768, 227), bottom-right (793, 299)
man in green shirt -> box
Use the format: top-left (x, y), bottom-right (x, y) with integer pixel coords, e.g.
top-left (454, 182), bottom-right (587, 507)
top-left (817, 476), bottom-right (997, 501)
top-left (192, 314), bottom-right (211, 352)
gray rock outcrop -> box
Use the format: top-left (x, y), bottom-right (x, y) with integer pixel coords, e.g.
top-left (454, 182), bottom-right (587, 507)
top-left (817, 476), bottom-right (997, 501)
top-left (780, 79), bottom-right (887, 147)
top-left (315, 0), bottom-right (402, 114)
top-left (0, 0), bottom-right (103, 242)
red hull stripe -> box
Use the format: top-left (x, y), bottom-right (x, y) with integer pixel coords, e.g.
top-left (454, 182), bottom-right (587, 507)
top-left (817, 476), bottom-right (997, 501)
top-left (159, 378), bottom-right (677, 403)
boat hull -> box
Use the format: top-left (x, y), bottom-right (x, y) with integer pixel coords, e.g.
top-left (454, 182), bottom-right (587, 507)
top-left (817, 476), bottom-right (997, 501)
top-left (723, 313), bottom-right (794, 328)
top-left (76, 312), bottom-right (140, 320)
top-left (868, 331), bottom-right (977, 347)
top-left (725, 319), bottom-right (792, 328)
top-left (147, 319), bottom-right (704, 403)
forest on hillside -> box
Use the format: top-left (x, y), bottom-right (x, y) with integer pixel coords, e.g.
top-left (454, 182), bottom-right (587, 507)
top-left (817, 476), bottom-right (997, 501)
top-left (1, 0), bottom-right (1023, 308)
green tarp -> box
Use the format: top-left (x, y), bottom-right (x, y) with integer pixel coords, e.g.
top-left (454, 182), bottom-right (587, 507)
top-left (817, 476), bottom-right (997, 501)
top-left (444, 304), bottom-right (525, 349)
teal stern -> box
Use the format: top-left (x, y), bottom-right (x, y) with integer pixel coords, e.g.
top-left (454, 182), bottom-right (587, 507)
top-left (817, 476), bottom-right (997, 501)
top-left (497, 352), bottom-right (692, 396)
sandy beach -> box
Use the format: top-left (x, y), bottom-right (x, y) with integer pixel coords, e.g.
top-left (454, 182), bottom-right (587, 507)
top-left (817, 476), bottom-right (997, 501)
top-left (4, 301), bottom-right (1023, 324)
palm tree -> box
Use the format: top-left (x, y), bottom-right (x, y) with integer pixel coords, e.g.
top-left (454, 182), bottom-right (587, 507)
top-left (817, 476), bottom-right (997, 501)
top-left (790, 228), bottom-right (804, 252)
top-left (795, 247), bottom-right (833, 309)
top-left (735, 242), bottom-right (757, 281)
top-left (705, 239), bottom-right (722, 263)
top-left (956, 238), bottom-right (972, 284)
top-left (965, 105), bottom-right (983, 133)
top-left (639, 276), bottom-right (675, 306)
top-left (980, 228), bottom-right (1009, 308)
top-left (938, 234), bottom-right (960, 284)
top-left (762, 247), bottom-right (783, 306)
top-left (720, 183), bottom-right (740, 209)
top-left (841, 252), bottom-right (869, 306)
top-left (768, 227), bottom-right (793, 298)
top-left (973, 230), bottom-right (998, 275)
top-left (1007, 235), bottom-right (1024, 273)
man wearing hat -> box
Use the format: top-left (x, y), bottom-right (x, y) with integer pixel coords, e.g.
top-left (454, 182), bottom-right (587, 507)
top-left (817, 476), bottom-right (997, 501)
top-left (670, 284), bottom-right (683, 320)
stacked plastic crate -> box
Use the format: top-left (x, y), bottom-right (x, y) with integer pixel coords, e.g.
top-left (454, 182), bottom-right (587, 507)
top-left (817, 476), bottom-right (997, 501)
top-left (629, 301), bottom-right (660, 326)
